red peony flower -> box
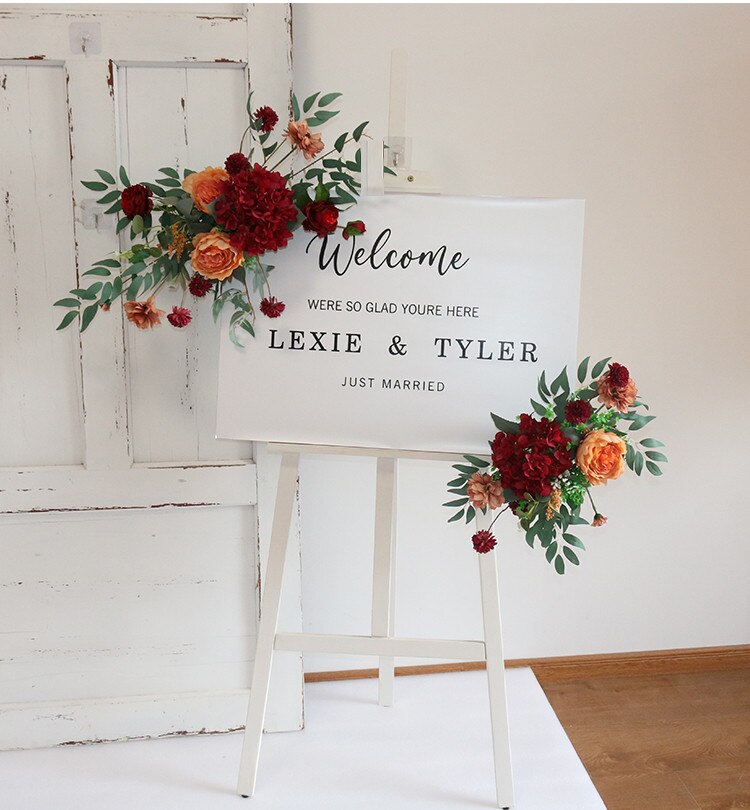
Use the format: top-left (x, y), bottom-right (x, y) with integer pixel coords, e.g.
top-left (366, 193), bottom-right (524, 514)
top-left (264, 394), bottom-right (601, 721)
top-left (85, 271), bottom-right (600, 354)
top-left (167, 306), bottom-right (192, 328)
top-left (564, 399), bottom-right (593, 425)
top-left (472, 530), bottom-right (497, 554)
top-left (254, 105), bottom-right (279, 133)
top-left (188, 274), bottom-right (213, 297)
top-left (121, 183), bottom-right (153, 220)
top-left (260, 296), bottom-right (285, 318)
top-left (225, 152), bottom-right (250, 176)
top-left (213, 164), bottom-right (297, 256)
top-left (343, 220), bottom-right (366, 240)
top-left (303, 201), bottom-right (339, 238)
top-left (491, 414), bottom-right (573, 499)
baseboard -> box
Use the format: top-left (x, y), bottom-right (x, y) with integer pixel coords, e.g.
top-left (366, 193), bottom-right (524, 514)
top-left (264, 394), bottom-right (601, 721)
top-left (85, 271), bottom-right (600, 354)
top-left (304, 644), bottom-right (750, 684)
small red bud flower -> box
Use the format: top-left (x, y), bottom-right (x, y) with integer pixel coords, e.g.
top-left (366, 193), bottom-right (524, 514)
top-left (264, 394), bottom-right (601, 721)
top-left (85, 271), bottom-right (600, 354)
top-left (188, 275), bottom-right (213, 298)
top-left (167, 306), bottom-right (192, 328)
top-left (260, 297), bottom-right (285, 318)
top-left (471, 529), bottom-right (497, 554)
top-left (343, 220), bottom-right (366, 240)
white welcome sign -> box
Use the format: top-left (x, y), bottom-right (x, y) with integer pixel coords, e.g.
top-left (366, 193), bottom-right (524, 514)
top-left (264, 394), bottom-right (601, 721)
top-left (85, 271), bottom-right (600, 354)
top-left (216, 195), bottom-right (584, 454)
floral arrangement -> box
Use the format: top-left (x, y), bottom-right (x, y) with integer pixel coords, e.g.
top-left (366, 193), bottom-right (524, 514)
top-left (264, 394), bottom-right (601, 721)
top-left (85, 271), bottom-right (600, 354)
top-left (54, 92), bottom-right (368, 345)
top-left (444, 357), bottom-right (666, 573)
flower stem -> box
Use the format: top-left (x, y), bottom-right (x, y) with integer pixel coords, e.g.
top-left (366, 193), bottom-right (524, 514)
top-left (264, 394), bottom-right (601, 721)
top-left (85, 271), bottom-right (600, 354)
top-left (286, 138), bottom-right (355, 181)
top-left (585, 487), bottom-right (599, 516)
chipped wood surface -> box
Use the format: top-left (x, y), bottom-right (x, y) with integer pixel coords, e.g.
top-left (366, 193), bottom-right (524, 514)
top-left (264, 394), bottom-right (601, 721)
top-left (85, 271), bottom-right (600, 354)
top-left (0, 5), bottom-right (300, 749)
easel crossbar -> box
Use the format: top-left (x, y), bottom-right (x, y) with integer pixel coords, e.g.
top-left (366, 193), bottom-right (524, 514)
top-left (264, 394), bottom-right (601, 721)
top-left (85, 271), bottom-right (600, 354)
top-left (274, 632), bottom-right (486, 660)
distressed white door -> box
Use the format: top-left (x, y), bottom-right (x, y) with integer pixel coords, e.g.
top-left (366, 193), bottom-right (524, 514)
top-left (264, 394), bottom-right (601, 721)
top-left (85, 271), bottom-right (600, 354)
top-left (0, 4), bottom-right (302, 749)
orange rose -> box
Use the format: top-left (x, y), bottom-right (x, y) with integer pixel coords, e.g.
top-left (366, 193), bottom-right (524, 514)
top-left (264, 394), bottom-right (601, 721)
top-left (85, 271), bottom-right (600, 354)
top-left (466, 472), bottom-right (505, 510)
top-left (190, 230), bottom-right (243, 281)
top-left (182, 166), bottom-right (229, 213)
top-left (576, 430), bottom-right (627, 486)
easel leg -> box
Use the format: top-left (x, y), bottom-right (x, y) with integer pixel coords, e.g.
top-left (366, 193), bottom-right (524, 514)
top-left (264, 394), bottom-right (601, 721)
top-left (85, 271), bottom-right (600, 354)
top-left (371, 456), bottom-right (397, 707)
top-left (479, 548), bottom-right (515, 809)
top-left (237, 452), bottom-right (300, 798)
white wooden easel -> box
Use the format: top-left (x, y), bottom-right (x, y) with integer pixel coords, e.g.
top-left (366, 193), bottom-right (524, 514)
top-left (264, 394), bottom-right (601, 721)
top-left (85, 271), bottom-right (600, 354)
top-left (236, 443), bottom-right (515, 808)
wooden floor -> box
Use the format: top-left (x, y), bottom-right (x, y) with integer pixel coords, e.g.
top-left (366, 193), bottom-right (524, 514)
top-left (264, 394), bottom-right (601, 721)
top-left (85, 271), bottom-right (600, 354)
top-left (539, 668), bottom-right (750, 810)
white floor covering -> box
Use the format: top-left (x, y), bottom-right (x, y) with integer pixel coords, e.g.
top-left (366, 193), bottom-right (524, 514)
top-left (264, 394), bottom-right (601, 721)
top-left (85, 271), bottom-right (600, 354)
top-left (0, 668), bottom-right (604, 809)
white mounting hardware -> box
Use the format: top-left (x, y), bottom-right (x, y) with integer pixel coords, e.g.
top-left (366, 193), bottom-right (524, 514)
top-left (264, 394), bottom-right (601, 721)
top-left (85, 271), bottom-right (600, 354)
top-left (69, 23), bottom-right (102, 56)
top-left (80, 199), bottom-right (112, 231)
top-left (384, 49), bottom-right (439, 194)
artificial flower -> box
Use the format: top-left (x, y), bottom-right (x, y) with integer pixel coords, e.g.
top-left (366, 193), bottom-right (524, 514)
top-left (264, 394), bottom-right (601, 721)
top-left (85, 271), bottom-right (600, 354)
top-left (254, 106), bottom-right (279, 133)
top-left (597, 362), bottom-right (638, 413)
top-left (214, 164), bottom-right (297, 256)
top-left (303, 201), bottom-right (339, 238)
top-left (123, 296), bottom-right (164, 329)
top-left (225, 152), bottom-right (251, 176)
top-left (188, 274), bottom-right (213, 297)
top-left (121, 184), bottom-right (153, 220)
top-left (260, 297), bottom-right (285, 318)
top-left (343, 220), bottom-right (366, 240)
top-left (576, 430), bottom-right (627, 486)
top-left (466, 472), bottom-right (505, 511)
top-left (167, 306), bottom-right (192, 328)
top-left (564, 399), bottom-right (593, 425)
top-left (471, 530), bottom-right (497, 554)
top-left (190, 230), bottom-right (243, 281)
top-left (284, 120), bottom-right (324, 160)
top-left (182, 166), bottom-right (229, 213)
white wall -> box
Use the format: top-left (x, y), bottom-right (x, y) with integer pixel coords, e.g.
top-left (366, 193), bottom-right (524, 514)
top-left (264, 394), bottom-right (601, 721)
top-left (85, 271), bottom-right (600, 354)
top-left (292, 3), bottom-right (750, 669)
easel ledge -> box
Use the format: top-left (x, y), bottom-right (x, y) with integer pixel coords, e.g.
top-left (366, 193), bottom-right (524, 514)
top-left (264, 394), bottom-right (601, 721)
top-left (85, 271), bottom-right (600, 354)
top-left (265, 441), bottom-right (469, 463)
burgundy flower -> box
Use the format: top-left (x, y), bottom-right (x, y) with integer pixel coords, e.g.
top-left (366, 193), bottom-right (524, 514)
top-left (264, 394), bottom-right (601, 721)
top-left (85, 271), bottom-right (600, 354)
top-left (254, 105), bottom-right (279, 133)
top-left (472, 530), bottom-right (497, 554)
top-left (213, 164), bottom-right (297, 256)
top-left (167, 306), bottom-right (192, 328)
top-left (491, 414), bottom-right (573, 499)
top-left (343, 220), bottom-right (366, 240)
top-left (564, 399), bottom-right (593, 425)
top-left (121, 183), bottom-right (153, 220)
top-left (608, 362), bottom-right (630, 388)
top-left (303, 201), bottom-right (339, 238)
top-left (225, 152), bottom-right (250, 176)
top-left (260, 297), bottom-right (285, 318)
top-left (188, 274), bottom-right (213, 297)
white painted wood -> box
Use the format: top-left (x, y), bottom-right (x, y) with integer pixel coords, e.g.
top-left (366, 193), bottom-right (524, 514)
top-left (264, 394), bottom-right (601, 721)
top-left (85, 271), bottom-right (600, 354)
top-left (275, 633), bottom-right (486, 660)
top-left (0, 64), bottom-right (85, 468)
top-left (0, 6), bottom-right (300, 749)
top-left (254, 444), bottom-right (304, 734)
top-left (0, 462), bottom-right (255, 513)
top-left (371, 456), bottom-right (397, 706)
top-left (237, 451), bottom-right (300, 798)
top-left (477, 512), bottom-right (515, 809)
top-left (267, 442), bottom-right (466, 463)
top-left (244, 3), bottom-right (304, 738)
top-left (0, 689), bottom-right (251, 751)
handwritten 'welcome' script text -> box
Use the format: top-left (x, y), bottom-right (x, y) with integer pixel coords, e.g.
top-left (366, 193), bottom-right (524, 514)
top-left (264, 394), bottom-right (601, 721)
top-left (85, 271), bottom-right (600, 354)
top-left (308, 229), bottom-right (470, 277)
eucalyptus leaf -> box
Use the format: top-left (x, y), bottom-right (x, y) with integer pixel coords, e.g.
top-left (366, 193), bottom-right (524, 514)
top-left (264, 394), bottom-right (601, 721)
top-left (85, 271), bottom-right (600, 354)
top-left (80, 303), bottom-right (98, 332)
top-left (645, 450), bottom-right (668, 463)
top-left (554, 556), bottom-right (566, 575)
top-left (645, 461), bottom-right (663, 476)
top-left (119, 166), bottom-right (131, 187)
top-left (56, 310), bottom-right (78, 331)
top-left (81, 180), bottom-right (107, 192)
top-left (640, 438), bottom-right (665, 448)
top-left (577, 356), bottom-right (590, 383)
top-left (591, 357), bottom-right (612, 378)
top-left (95, 169), bottom-right (116, 185)
top-left (563, 547), bottom-right (580, 565)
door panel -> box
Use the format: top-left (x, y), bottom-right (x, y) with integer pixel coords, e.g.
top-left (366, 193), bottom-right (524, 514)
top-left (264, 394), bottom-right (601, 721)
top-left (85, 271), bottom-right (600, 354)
top-left (0, 64), bottom-right (85, 467)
